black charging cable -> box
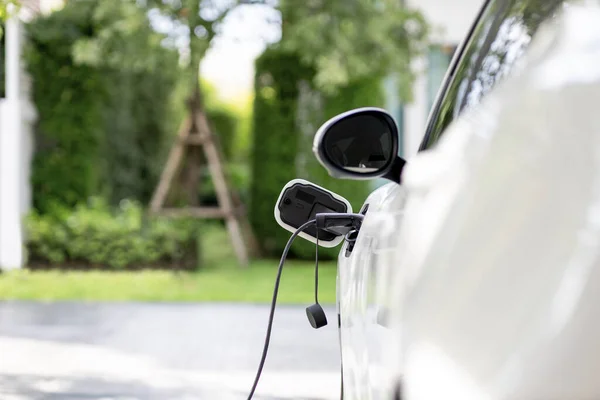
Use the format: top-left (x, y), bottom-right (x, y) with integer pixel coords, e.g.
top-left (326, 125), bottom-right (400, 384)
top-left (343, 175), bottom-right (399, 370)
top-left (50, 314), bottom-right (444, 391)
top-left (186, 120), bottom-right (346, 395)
top-left (247, 212), bottom-right (364, 399)
top-left (247, 218), bottom-right (316, 400)
top-left (315, 226), bottom-right (320, 306)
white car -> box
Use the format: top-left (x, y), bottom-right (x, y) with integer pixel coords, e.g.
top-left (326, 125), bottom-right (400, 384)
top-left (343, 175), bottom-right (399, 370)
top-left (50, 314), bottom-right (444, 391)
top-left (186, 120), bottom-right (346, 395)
top-left (312, 1), bottom-right (600, 399)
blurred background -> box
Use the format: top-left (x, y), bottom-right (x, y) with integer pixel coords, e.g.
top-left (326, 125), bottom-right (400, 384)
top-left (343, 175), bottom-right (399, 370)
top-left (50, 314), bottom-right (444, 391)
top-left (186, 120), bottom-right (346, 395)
top-left (0, 0), bottom-right (480, 398)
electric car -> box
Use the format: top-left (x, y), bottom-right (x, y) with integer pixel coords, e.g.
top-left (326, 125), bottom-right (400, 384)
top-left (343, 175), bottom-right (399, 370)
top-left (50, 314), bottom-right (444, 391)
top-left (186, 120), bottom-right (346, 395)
top-left (311, 1), bottom-right (597, 399)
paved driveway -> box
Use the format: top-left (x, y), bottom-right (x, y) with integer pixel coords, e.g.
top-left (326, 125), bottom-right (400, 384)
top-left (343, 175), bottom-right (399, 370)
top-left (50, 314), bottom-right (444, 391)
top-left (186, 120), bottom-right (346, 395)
top-left (0, 302), bottom-right (341, 399)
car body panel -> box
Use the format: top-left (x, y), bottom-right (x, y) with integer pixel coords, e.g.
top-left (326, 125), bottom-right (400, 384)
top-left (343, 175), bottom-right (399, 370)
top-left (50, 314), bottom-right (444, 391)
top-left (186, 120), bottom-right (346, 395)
top-left (337, 182), bottom-right (407, 400)
top-left (396, 5), bottom-right (600, 398)
top-left (336, 0), bottom-right (588, 398)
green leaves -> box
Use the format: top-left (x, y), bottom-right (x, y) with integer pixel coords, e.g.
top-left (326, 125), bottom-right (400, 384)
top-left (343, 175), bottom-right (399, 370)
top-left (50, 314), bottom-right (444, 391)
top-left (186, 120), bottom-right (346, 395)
top-left (71, 1), bottom-right (172, 72)
top-left (63, 0), bottom-right (428, 97)
top-left (249, 47), bottom-right (378, 258)
top-left (25, 198), bottom-right (199, 269)
top-left (143, 0), bottom-right (248, 68)
top-left (0, 0), bottom-right (19, 23)
top-left (0, 0), bottom-right (19, 42)
top-left (280, 0), bottom-right (428, 96)
top-left (249, 1), bottom-right (428, 256)
top-left (26, 0), bottom-right (184, 212)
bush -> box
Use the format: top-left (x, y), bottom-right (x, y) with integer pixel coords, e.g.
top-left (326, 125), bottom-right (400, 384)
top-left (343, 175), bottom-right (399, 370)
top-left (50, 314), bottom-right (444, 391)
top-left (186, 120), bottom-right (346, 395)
top-left (103, 63), bottom-right (182, 206)
top-left (25, 1), bottom-right (183, 212)
top-left (26, 4), bottom-right (107, 212)
top-left (198, 162), bottom-right (251, 208)
top-left (291, 76), bottom-right (384, 259)
top-left (249, 48), bottom-right (312, 257)
top-left (249, 46), bottom-right (383, 259)
top-left (207, 106), bottom-right (238, 161)
top-left (200, 80), bottom-right (239, 162)
top-left (25, 198), bottom-right (199, 270)
top-left (228, 94), bottom-right (254, 162)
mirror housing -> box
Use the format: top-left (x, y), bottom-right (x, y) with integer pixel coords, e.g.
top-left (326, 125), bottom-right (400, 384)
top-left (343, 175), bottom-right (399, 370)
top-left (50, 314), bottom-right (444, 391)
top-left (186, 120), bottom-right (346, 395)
top-left (313, 107), bottom-right (406, 183)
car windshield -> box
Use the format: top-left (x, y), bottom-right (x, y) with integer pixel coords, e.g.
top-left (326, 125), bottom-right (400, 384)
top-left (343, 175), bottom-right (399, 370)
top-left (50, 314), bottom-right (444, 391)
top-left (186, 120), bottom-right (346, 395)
top-left (419, 0), bottom-right (572, 150)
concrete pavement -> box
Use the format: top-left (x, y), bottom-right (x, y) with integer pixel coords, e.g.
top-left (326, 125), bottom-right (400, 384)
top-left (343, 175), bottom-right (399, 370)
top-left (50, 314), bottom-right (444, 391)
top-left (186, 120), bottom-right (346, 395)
top-left (0, 302), bottom-right (341, 399)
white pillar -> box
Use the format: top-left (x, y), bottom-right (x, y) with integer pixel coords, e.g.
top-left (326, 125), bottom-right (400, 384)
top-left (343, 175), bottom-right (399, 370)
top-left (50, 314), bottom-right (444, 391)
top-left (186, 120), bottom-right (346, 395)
top-left (0, 15), bottom-right (24, 270)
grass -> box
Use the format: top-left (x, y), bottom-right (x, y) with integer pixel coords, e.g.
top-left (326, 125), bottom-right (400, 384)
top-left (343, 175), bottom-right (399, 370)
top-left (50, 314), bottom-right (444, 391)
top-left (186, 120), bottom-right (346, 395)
top-left (0, 261), bottom-right (337, 303)
top-left (0, 224), bottom-right (338, 304)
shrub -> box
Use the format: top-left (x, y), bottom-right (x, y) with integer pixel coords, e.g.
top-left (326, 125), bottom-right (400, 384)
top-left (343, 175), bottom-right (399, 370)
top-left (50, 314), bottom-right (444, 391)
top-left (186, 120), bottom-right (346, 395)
top-left (199, 162), bottom-right (250, 207)
top-left (25, 1), bottom-right (183, 212)
top-left (26, 4), bottom-right (107, 213)
top-left (207, 106), bottom-right (238, 161)
top-left (249, 46), bottom-right (383, 259)
top-left (25, 198), bottom-right (199, 270)
top-left (249, 48), bottom-right (312, 257)
top-left (228, 93), bottom-right (254, 162)
top-left (103, 63), bottom-right (182, 206)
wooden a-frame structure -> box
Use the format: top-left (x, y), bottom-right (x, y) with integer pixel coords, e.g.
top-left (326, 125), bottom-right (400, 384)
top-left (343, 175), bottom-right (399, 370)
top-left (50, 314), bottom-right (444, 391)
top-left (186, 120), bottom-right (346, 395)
top-left (150, 95), bottom-right (256, 267)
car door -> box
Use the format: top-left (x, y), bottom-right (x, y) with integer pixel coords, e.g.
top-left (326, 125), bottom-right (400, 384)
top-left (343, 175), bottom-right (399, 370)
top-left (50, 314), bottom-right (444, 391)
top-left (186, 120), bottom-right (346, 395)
top-left (337, 182), bottom-right (408, 400)
top-left (399, 3), bottom-right (600, 398)
top-left (336, 0), bottom-right (579, 399)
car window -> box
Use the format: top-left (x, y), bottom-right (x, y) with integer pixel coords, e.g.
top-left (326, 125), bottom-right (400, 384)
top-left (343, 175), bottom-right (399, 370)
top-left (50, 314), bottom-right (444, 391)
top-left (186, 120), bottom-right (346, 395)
top-left (419, 0), bottom-right (570, 150)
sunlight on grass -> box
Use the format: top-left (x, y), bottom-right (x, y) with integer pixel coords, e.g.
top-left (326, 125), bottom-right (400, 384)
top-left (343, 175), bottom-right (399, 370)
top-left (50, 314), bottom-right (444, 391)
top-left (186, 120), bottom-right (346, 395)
top-left (0, 223), bottom-right (339, 303)
top-left (0, 261), bottom-right (337, 304)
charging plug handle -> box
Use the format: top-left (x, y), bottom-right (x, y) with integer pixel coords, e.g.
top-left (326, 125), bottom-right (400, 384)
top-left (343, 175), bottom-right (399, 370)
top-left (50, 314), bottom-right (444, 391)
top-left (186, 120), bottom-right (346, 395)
top-left (315, 213), bottom-right (364, 237)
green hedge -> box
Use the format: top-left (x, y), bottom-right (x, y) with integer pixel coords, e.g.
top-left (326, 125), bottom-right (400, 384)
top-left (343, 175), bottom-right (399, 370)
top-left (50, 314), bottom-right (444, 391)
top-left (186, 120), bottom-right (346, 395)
top-left (25, 1), bottom-right (182, 213)
top-left (201, 81), bottom-right (240, 162)
top-left (25, 198), bottom-right (199, 270)
top-left (250, 47), bottom-right (383, 259)
top-left (103, 66), bottom-right (182, 206)
top-left (292, 77), bottom-right (384, 259)
top-left (26, 3), bottom-right (105, 213)
top-left (249, 48), bottom-right (312, 257)
top-left (209, 106), bottom-right (238, 161)
top-left (25, 2), bottom-right (242, 213)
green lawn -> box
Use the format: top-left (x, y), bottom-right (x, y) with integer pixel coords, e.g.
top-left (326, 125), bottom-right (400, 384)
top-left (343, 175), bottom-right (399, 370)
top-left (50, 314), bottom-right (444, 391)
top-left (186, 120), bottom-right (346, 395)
top-left (0, 260), bottom-right (337, 303)
top-left (0, 224), bottom-right (338, 303)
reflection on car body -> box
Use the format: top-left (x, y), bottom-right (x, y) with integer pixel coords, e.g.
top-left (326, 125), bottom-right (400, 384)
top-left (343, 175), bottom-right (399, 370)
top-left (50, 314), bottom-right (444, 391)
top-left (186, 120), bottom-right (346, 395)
top-left (333, 1), bottom-right (592, 399)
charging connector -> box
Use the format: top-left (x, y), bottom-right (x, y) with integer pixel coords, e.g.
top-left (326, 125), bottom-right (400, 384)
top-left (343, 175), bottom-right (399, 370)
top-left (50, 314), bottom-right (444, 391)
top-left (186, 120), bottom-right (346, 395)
top-left (307, 212), bottom-right (364, 331)
top-left (315, 212), bottom-right (364, 237)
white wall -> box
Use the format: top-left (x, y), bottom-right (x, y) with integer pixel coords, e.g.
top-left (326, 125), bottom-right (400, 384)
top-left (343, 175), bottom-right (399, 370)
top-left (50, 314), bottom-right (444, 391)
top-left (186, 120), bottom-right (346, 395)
top-left (401, 0), bottom-right (484, 156)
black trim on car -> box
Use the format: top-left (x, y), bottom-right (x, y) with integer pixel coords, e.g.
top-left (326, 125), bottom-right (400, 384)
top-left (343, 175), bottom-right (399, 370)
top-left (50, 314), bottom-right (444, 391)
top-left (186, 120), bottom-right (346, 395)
top-left (418, 0), bottom-right (492, 151)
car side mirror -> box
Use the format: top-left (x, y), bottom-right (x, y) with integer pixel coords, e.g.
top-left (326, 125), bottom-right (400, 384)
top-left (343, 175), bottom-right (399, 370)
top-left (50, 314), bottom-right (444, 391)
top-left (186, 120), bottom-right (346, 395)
top-left (313, 107), bottom-right (406, 183)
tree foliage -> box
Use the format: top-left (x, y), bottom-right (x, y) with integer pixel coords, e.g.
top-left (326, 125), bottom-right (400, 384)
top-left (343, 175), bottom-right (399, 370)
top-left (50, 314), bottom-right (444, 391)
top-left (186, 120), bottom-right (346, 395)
top-left (71, 1), bottom-right (169, 72)
top-left (145, 0), bottom-right (241, 61)
top-left (26, 0), bottom-right (183, 212)
top-left (81, 0), bottom-right (253, 88)
top-left (279, 0), bottom-right (428, 97)
top-left (249, 46), bottom-right (383, 258)
top-left (0, 0), bottom-right (19, 23)
top-left (0, 0), bottom-right (18, 96)
top-left (249, 48), bottom-right (313, 256)
top-left (249, 0), bottom-right (423, 258)
top-left (26, 2), bottom-right (107, 212)
top-left (76, 0), bottom-right (428, 98)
